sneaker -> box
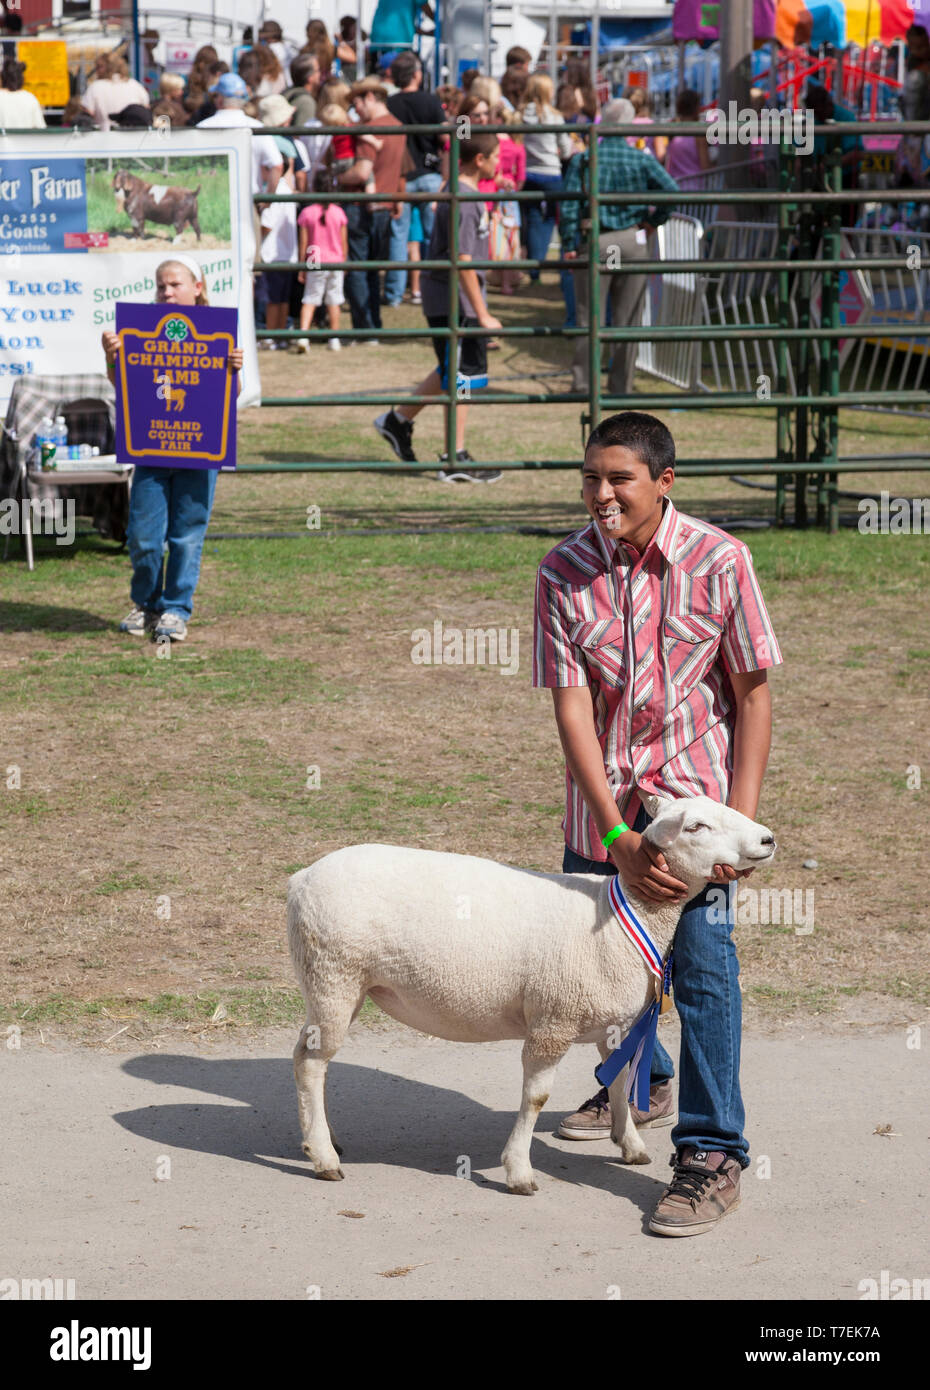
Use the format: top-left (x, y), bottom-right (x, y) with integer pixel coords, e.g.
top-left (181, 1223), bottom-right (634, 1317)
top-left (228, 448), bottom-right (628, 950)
top-left (648, 1148), bottom-right (742, 1238)
top-left (119, 607), bottom-right (156, 636)
top-left (630, 1078), bottom-right (676, 1129)
top-left (293, 338), bottom-right (310, 353)
top-left (373, 409), bottom-right (417, 462)
top-left (411, 292), bottom-right (422, 304)
top-left (362, 338), bottom-right (380, 347)
top-left (327, 338), bottom-right (341, 351)
top-left (437, 450), bottom-right (478, 483)
top-left (558, 1081), bottom-right (677, 1139)
top-left (558, 1086), bottom-right (611, 1140)
top-left (437, 466), bottom-right (504, 484)
top-left (153, 611), bottom-right (188, 642)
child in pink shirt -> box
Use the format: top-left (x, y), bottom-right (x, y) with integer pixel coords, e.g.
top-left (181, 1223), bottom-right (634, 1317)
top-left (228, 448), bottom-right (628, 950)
top-left (296, 169), bottom-right (349, 351)
top-left (480, 125), bottom-right (526, 295)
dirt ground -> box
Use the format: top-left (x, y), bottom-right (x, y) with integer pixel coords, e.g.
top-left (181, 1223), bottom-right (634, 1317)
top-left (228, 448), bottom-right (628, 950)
top-left (92, 232), bottom-right (229, 254)
top-left (1, 288), bottom-right (928, 1045)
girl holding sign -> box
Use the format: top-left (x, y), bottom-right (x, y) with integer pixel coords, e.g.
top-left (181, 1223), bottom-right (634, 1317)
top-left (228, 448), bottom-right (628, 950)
top-left (101, 256), bottom-right (243, 642)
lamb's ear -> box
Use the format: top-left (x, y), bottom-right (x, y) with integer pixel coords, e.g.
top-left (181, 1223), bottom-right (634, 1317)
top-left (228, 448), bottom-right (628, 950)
top-left (640, 791), bottom-right (673, 821)
top-left (643, 801), bottom-right (689, 851)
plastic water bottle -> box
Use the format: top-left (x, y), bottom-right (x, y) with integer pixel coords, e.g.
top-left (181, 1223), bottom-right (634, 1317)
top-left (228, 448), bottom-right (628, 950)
top-left (53, 415), bottom-right (68, 456)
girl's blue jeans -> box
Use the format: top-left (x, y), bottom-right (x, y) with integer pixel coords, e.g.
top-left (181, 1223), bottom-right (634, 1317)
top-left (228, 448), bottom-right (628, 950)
top-left (127, 465), bottom-right (218, 621)
top-left (523, 172), bottom-right (562, 281)
top-left (561, 805), bottom-right (749, 1167)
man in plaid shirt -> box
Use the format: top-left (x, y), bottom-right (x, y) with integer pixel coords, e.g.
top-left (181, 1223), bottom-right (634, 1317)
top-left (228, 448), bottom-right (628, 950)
top-left (561, 98), bottom-right (680, 398)
top-left (534, 410), bottom-right (781, 1237)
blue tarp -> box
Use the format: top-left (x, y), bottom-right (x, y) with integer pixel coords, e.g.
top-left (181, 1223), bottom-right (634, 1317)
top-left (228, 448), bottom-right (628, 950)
top-left (570, 19), bottom-right (675, 50)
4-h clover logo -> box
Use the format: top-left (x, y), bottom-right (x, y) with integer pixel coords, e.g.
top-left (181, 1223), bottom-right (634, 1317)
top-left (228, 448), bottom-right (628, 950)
top-left (164, 318), bottom-right (188, 342)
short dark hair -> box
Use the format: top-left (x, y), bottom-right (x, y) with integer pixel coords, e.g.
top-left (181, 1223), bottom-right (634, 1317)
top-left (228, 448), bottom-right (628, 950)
top-left (506, 45), bottom-right (531, 67)
top-left (676, 87), bottom-right (702, 120)
top-left (1, 57), bottom-right (25, 91)
top-left (391, 51), bottom-right (420, 89)
top-left (459, 131), bottom-right (499, 165)
top-left (290, 52), bottom-right (319, 87)
top-left (584, 412), bottom-right (675, 479)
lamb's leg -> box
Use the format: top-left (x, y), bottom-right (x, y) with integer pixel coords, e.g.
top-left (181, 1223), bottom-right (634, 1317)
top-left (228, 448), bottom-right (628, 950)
top-left (501, 1041), bottom-right (566, 1195)
top-left (322, 991), bottom-right (367, 1158)
top-left (607, 1068), bottom-right (650, 1165)
top-left (293, 1009), bottom-right (354, 1180)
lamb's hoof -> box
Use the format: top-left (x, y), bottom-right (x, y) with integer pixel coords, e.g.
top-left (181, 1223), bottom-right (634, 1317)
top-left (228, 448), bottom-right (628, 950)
top-left (507, 1179), bottom-right (538, 1195)
top-left (620, 1148), bottom-right (651, 1165)
top-left (316, 1167), bottom-right (345, 1181)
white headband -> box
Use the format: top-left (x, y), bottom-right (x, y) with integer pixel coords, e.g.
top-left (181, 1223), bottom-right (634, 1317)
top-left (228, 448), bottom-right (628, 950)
top-left (157, 253), bottom-right (205, 285)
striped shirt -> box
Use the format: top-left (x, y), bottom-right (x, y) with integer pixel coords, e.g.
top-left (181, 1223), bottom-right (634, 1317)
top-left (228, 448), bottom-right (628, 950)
top-left (533, 499), bottom-right (782, 860)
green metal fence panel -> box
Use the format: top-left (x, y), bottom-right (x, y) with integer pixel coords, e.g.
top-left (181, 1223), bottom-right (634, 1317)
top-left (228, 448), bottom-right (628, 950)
top-left (248, 117), bottom-right (930, 532)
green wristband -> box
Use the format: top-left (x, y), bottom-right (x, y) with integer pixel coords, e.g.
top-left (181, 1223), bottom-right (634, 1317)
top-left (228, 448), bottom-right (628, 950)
top-left (602, 822), bottom-right (630, 849)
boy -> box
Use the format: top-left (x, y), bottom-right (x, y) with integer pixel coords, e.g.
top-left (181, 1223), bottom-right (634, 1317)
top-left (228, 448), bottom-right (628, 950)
top-left (533, 411), bottom-right (782, 1237)
top-left (373, 131), bottom-right (503, 483)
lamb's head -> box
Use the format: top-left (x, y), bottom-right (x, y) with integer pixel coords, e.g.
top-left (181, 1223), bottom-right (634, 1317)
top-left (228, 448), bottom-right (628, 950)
top-left (640, 794), bottom-right (776, 895)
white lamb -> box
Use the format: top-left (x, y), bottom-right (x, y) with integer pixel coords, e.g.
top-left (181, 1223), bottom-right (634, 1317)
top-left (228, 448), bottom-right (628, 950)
top-left (286, 795), bottom-right (776, 1194)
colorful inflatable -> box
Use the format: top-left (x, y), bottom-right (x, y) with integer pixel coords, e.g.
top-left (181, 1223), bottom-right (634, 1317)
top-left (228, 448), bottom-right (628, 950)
top-left (673, 0), bottom-right (930, 45)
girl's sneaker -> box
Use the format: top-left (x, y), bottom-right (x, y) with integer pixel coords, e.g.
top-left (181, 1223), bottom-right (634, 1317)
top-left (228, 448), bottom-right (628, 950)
top-left (119, 607), bottom-right (156, 636)
top-left (327, 338), bottom-right (341, 351)
top-left (293, 338), bottom-right (310, 353)
top-left (154, 612), bottom-right (188, 642)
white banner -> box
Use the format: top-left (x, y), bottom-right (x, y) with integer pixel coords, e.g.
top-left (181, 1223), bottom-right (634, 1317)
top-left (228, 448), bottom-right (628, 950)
top-left (0, 128), bottom-right (260, 412)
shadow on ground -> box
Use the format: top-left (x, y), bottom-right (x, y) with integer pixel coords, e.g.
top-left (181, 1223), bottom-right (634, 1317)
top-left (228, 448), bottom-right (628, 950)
top-left (115, 1051), bottom-right (664, 1214)
top-left (0, 601), bottom-right (111, 632)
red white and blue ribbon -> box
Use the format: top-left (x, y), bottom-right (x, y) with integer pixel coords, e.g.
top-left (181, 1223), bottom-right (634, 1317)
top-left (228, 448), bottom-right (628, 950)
top-left (606, 875), bottom-right (663, 980)
top-left (594, 878), bottom-right (673, 1113)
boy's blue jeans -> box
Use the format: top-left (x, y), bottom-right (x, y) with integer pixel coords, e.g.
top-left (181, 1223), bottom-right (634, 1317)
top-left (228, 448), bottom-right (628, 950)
top-left (128, 465), bottom-right (218, 621)
top-left (561, 806), bottom-right (749, 1167)
top-left (385, 171), bottom-right (442, 303)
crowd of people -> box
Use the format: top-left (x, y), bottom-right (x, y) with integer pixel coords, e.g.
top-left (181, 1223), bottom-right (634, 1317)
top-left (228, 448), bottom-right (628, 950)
top-left (7, 10), bottom-right (930, 484)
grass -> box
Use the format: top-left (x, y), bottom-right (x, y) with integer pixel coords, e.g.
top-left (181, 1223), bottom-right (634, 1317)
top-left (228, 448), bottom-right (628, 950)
top-left (2, 307), bottom-right (929, 1040)
top-left (0, 990), bottom-right (386, 1031)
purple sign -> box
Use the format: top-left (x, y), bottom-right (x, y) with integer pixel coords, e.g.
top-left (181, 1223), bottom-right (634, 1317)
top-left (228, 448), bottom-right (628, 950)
top-left (114, 303), bottom-right (238, 470)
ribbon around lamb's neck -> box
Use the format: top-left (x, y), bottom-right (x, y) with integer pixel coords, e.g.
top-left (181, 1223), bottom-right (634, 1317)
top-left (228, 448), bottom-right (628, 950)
top-left (594, 874), bottom-right (674, 1113)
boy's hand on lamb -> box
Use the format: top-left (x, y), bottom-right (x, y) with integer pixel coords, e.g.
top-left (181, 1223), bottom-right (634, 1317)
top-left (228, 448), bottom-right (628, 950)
top-left (610, 831), bottom-right (689, 903)
top-left (710, 863), bottom-right (755, 883)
